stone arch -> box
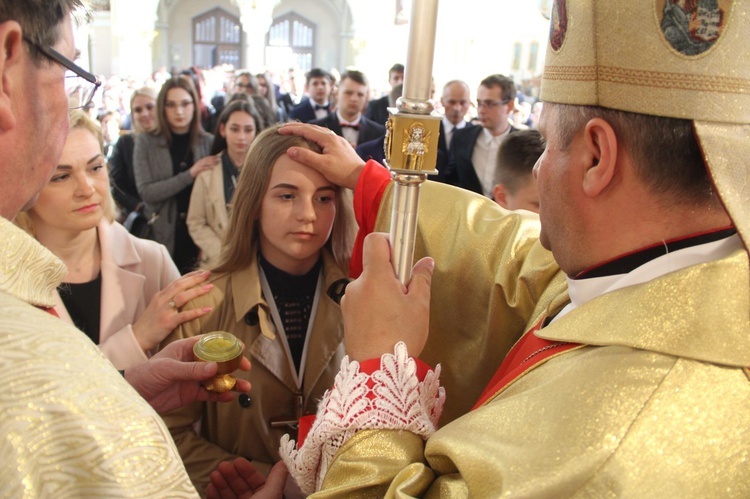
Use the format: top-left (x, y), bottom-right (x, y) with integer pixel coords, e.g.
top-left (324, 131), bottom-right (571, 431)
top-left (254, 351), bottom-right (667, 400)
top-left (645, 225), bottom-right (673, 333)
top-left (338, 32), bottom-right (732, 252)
top-left (269, 0), bottom-right (354, 73)
top-left (154, 0), bottom-right (241, 72)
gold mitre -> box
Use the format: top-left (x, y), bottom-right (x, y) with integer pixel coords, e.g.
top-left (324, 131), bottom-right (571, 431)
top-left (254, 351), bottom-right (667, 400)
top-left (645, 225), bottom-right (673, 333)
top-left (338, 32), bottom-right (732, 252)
top-left (540, 0), bottom-right (750, 251)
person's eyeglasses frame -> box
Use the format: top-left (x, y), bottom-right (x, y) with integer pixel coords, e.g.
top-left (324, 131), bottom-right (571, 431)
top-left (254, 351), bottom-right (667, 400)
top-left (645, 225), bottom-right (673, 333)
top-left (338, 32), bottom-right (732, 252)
top-left (476, 98), bottom-right (511, 109)
top-left (23, 36), bottom-right (101, 109)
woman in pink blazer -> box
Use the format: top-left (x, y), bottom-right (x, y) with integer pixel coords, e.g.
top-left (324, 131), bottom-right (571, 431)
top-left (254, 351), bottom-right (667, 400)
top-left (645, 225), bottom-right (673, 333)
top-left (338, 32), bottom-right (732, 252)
top-left (16, 111), bottom-right (213, 370)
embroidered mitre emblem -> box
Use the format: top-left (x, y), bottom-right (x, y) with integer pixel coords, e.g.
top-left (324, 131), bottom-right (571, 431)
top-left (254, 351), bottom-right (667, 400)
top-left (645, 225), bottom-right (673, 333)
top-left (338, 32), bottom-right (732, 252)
top-left (657, 0), bottom-right (730, 56)
top-left (549, 0), bottom-right (568, 52)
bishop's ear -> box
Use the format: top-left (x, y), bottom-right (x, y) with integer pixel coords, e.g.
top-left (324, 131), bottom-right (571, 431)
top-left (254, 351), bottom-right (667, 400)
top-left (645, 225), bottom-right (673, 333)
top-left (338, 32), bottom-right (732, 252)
top-left (581, 117), bottom-right (618, 198)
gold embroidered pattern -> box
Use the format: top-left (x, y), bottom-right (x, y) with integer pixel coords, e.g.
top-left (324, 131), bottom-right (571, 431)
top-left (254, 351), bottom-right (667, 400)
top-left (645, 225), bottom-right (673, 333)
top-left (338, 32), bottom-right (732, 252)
top-left (544, 65), bottom-right (750, 94)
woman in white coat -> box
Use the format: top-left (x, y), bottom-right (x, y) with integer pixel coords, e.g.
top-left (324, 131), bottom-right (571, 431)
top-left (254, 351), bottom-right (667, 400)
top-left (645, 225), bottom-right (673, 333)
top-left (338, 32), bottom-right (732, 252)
top-left (16, 110), bottom-right (213, 370)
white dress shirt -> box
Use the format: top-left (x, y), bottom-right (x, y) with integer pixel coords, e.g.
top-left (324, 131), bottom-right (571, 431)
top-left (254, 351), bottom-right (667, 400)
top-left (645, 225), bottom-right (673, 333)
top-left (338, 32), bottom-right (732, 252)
top-left (337, 111), bottom-right (361, 147)
top-left (313, 101), bottom-right (330, 120)
top-left (442, 117), bottom-right (467, 152)
top-left (471, 126), bottom-right (511, 197)
top-left (553, 234), bottom-right (743, 324)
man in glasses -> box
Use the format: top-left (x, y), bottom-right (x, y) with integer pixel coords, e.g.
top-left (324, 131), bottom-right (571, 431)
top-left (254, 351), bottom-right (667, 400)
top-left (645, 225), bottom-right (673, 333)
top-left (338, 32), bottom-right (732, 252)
top-left (444, 73), bottom-right (518, 197)
top-left (0, 2), bottom-right (281, 495)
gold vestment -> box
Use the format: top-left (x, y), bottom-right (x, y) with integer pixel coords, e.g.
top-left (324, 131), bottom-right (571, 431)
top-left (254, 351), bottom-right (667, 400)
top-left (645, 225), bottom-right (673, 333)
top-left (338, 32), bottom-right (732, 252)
top-left (0, 218), bottom-right (196, 497)
top-left (312, 183), bottom-right (750, 497)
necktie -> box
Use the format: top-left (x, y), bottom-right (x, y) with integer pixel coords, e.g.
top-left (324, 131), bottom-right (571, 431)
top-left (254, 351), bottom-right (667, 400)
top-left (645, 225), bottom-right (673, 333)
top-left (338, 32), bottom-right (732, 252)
top-left (340, 123), bottom-right (359, 130)
top-left (314, 104), bottom-right (328, 111)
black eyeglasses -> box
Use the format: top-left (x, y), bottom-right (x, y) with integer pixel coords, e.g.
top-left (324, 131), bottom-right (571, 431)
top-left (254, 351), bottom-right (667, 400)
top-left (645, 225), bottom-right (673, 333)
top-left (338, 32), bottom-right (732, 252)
top-left (23, 37), bottom-right (101, 109)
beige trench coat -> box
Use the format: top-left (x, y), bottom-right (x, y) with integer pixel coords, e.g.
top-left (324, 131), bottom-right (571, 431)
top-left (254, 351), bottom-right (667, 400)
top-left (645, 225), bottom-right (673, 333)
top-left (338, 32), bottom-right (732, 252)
top-left (186, 163), bottom-right (228, 268)
top-left (161, 249), bottom-right (349, 494)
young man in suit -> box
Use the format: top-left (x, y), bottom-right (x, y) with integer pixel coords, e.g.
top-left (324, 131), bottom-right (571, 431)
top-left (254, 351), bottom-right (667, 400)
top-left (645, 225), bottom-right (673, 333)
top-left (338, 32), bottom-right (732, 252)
top-left (445, 74), bottom-right (517, 196)
top-left (311, 69), bottom-right (385, 148)
top-left (364, 63), bottom-right (404, 126)
top-left (288, 68), bottom-right (333, 123)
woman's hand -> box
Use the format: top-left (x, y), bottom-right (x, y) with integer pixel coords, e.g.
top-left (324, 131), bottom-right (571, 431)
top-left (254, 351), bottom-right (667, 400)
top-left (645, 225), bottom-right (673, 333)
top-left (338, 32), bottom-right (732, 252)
top-left (132, 270), bottom-right (215, 352)
top-left (189, 154), bottom-right (221, 178)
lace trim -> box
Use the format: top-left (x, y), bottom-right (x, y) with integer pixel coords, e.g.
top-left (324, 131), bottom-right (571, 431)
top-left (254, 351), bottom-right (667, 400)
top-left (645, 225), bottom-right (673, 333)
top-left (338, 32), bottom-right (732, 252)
top-left (279, 342), bottom-right (445, 494)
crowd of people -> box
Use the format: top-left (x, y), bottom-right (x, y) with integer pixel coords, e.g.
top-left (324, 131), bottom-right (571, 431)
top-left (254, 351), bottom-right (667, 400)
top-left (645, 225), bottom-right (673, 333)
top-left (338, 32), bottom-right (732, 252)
top-left (97, 57), bottom-right (545, 278)
top-left (1, 0), bottom-right (748, 497)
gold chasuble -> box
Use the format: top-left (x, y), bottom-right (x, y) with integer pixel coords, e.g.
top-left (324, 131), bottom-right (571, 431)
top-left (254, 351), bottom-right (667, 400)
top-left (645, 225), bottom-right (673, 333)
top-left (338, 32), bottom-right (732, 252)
top-left (0, 218), bottom-right (196, 497)
top-left (310, 183), bottom-right (750, 497)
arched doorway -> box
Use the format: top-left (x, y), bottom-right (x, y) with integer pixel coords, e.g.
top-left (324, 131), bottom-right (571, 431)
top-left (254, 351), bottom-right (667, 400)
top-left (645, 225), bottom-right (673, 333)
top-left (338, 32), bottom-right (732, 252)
top-left (267, 12), bottom-right (316, 72)
top-left (192, 7), bottom-right (242, 68)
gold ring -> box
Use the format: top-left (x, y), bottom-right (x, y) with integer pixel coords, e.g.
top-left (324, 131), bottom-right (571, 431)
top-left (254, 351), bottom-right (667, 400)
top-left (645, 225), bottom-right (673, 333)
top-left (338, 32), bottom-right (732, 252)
top-left (168, 300), bottom-right (176, 309)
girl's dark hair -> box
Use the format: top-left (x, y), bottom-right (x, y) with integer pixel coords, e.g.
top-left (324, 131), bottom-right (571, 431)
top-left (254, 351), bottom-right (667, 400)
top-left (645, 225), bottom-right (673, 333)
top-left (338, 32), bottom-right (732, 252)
top-left (209, 100), bottom-right (265, 155)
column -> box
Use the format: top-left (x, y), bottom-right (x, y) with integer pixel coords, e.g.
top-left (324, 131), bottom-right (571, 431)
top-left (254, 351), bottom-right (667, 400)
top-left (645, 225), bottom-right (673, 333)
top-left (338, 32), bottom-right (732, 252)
top-left (235, 0), bottom-right (280, 71)
top-left (110, 0), bottom-right (160, 80)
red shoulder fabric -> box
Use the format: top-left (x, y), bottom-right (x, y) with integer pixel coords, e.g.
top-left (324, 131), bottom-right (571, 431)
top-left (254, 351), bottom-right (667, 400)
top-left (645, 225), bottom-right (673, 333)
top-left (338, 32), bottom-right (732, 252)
top-left (38, 306), bottom-right (60, 318)
top-left (350, 160), bottom-right (391, 277)
top-left (473, 318), bottom-right (579, 409)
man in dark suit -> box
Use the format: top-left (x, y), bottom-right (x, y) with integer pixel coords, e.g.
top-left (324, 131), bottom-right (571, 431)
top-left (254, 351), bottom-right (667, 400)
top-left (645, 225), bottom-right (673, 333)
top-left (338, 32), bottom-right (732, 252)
top-left (312, 70), bottom-right (385, 147)
top-left (364, 63), bottom-right (404, 126)
top-left (288, 68), bottom-right (334, 123)
top-left (435, 79), bottom-right (473, 182)
top-left (445, 74), bottom-right (518, 197)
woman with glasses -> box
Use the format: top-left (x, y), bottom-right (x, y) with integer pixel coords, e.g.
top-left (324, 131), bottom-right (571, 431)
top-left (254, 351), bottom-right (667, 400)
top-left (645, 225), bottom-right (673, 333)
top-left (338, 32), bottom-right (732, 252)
top-left (232, 71), bottom-right (260, 96)
top-left (187, 98), bottom-right (265, 269)
top-left (134, 76), bottom-right (220, 274)
top-left (15, 110), bottom-right (213, 371)
top-left (108, 87), bottom-right (157, 220)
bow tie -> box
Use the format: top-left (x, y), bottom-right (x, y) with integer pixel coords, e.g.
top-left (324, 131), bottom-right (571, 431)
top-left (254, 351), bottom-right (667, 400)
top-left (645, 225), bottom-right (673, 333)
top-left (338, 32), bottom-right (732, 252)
top-left (339, 123), bottom-right (359, 130)
top-left (314, 104), bottom-right (328, 111)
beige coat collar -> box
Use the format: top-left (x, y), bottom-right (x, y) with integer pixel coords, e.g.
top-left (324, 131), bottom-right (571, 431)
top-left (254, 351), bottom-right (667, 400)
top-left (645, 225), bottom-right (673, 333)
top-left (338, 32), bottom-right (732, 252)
top-left (228, 250), bottom-right (349, 395)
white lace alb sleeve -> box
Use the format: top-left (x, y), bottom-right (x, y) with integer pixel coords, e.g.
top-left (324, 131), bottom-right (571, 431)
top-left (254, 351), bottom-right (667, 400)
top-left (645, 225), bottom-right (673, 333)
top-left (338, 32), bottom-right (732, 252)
top-left (279, 341), bottom-right (445, 494)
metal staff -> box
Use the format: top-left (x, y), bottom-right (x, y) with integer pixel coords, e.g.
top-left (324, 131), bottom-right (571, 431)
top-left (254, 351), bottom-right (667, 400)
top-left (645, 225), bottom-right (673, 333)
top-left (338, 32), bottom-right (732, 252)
top-left (384, 0), bottom-right (441, 286)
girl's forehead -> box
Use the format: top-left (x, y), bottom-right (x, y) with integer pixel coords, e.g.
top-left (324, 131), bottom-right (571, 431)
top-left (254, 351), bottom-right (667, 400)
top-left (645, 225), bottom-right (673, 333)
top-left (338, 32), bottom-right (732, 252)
top-left (269, 154), bottom-right (330, 185)
top-left (226, 111), bottom-right (254, 124)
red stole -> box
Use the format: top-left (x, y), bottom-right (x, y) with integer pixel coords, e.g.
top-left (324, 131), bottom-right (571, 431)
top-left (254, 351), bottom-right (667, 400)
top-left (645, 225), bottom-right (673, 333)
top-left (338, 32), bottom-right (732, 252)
top-left (38, 306), bottom-right (59, 317)
top-left (473, 318), bottom-right (580, 409)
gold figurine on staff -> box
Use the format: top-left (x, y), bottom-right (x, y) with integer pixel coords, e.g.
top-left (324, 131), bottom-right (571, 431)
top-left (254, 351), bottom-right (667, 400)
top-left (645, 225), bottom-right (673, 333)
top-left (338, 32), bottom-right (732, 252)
top-left (384, 0), bottom-right (441, 285)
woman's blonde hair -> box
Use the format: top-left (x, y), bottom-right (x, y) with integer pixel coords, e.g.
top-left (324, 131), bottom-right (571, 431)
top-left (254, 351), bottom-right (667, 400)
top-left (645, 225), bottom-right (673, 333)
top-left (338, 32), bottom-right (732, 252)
top-left (129, 86), bottom-right (157, 134)
top-left (15, 110), bottom-right (116, 235)
top-left (212, 123), bottom-right (355, 275)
